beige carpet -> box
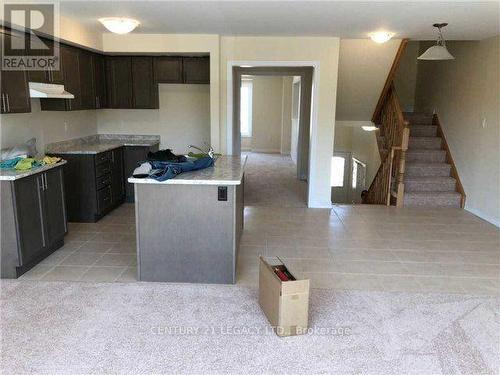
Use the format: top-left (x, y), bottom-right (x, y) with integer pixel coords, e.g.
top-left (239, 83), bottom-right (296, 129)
top-left (243, 152), bottom-right (308, 207)
top-left (1, 280), bottom-right (498, 374)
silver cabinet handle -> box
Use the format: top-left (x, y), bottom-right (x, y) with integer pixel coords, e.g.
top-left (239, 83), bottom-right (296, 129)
top-left (43, 173), bottom-right (48, 190)
top-left (6, 93), bottom-right (10, 112)
top-left (36, 176), bottom-right (47, 247)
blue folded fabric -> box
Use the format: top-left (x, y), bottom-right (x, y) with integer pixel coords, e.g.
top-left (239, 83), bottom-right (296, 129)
top-left (0, 157), bottom-right (23, 169)
top-left (149, 156), bottom-right (214, 181)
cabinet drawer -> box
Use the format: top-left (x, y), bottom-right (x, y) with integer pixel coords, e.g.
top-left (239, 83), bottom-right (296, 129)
top-left (96, 173), bottom-right (112, 190)
top-left (95, 151), bottom-right (112, 165)
top-left (97, 186), bottom-right (112, 214)
top-left (95, 161), bottom-right (111, 178)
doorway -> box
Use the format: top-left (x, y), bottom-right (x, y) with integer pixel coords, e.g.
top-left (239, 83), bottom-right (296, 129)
top-left (331, 152), bottom-right (367, 204)
top-left (231, 66), bottom-right (314, 207)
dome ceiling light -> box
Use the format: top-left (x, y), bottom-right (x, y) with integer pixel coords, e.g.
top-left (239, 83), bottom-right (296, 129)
top-left (369, 31), bottom-right (395, 44)
top-left (99, 17), bottom-right (140, 34)
top-left (418, 23), bottom-right (455, 60)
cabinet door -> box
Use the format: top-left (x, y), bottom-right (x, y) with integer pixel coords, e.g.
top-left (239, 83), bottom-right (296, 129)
top-left (43, 168), bottom-right (67, 243)
top-left (40, 45), bottom-right (81, 111)
top-left (110, 147), bottom-right (125, 205)
top-left (0, 70), bottom-right (31, 113)
top-left (79, 50), bottom-right (96, 109)
top-left (93, 54), bottom-right (107, 108)
top-left (154, 57), bottom-right (183, 83)
top-left (183, 57), bottom-right (210, 84)
top-left (132, 57), bottom-right (158, 109)
top-left (106, 56), bottom-right (133, 108)
top-left (62, 46), bottom-right (82, 110)
top-left (13, 174), bottom-right (46, 265)
top-left (28, 70), bottom-right (49, 84)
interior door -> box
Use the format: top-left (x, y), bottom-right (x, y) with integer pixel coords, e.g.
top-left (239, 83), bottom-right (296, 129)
top-left (331, 152), bottom-right (352, 204)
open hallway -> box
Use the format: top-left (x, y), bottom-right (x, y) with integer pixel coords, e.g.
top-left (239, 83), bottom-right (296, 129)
top-left (238, 153), bottom-right (499, 295)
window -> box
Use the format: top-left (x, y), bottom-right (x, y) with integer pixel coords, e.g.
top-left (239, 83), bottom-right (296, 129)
top-left (331, 156), bottom-right (345, 187)
top-left (240, 80), bottom-right (253, 137)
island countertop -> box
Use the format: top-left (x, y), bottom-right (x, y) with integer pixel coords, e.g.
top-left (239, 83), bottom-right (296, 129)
top-left (128, 155), bottom-right (247, 185)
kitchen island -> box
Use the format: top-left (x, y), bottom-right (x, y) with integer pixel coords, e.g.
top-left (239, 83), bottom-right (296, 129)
top-left (128, 156), bottom-right (246, 284)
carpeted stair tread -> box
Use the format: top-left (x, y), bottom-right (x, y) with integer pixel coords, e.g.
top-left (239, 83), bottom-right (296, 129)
top-left (403, 112), bottom-right (433, 125)
top-left (404, 176), bottom-right (457, 192)
top-left (406, 149), bottom-right (447, 163)
top-left (404, 191), bottom-right (462, 207)
top-left (409, 136), bottom-right (442, 150)
top-left (405, 162), bottom-right (451, 177)
top-left (409, 125), bottom-right (438, 137)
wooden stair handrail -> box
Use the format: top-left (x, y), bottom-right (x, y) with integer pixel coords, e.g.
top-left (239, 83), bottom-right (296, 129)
top-left (372, 39), bottom-right (409, 124)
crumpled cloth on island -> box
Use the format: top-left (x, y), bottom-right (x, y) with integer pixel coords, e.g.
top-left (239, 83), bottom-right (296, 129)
top-left (133, 157), bottom-right (214, 182)
top-left (149, 157), bottom-right (215, 181)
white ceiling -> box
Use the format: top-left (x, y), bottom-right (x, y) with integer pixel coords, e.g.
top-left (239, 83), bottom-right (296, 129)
top-left (59, 1), bottom-right (500, 40)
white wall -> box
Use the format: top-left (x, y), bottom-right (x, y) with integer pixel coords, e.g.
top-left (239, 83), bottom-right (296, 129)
top-left (249, 76), bottom-right (285, 153)
top-left (221, 36), bottom-right (340, 208)
top-left (281, 77), bottom-right (293, 155)
top-left (0, 99), bottom-right (97, 154)
top-left (336, 39), bottom-right (401, 121)
top-left (394, 41), bottom-right (420, 112)
top-left (97, 84), bottom-right (210, 155)
top-left (290, 77), bottom-right (301, 164)
top-left (414, 36), bottom-right (500, 226)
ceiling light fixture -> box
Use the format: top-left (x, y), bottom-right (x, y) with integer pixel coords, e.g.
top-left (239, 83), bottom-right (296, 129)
top-left (369, 31), bottom-right (395, 44)
top-left (99, 17), bottom-right (140, 34)
top-left (418, 23), bottom-right (455, 60)
top-left (362, 125), bottom-right (378, 132)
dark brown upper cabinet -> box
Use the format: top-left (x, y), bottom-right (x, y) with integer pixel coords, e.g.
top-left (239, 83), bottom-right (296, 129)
top-left (27, 38), bottom-right (64, 84)
top-left (154, 56), bottom-right (183, 83)
top-left (132, 57), bottom-right (158, 109)
top-left (93, 54), bottom-right (107, 109)
top-left (106, 56), bottom-right (133, 109)
top-left (183, 57), bottom-right (210, 84)
top-left (78, 50), bottom-right (96, 110)
top-left (40, 45), bottom-right (82, 111)
top-left (0, 70), bottom-right (31, 114)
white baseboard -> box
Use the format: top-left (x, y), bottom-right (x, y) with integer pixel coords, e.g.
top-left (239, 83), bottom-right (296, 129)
top-left (465, 207), bottom-right (500, 228)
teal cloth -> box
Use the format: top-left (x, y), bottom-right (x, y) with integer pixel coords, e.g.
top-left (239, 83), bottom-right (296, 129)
top-left (0, 157), bottom-right (23, 169)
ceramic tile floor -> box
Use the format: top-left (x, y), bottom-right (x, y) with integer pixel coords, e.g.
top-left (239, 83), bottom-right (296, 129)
top-left (21, 153), bottom-right (500, 296)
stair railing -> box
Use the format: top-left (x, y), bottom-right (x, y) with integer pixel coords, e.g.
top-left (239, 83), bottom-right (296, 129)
top-left (366, 84), bottom-right (409, 206)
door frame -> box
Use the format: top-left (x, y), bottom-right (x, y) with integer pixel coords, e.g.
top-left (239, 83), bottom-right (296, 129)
top-left (227, 61), bottom-right (320, 207)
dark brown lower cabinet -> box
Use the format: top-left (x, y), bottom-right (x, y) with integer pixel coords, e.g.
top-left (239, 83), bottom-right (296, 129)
top-left (0, 165), bottom-right (67, 278)
top-left (124, 144), bottom-right (159, 202)
top-left (51, 148), bottom-right (125, 222)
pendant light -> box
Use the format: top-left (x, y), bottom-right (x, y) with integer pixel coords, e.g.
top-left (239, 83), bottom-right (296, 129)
top-left (418, 23), bottom-right (455, 60)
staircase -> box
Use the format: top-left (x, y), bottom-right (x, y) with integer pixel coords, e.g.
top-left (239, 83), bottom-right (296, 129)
top-left (404, 112), bottom-right (463, 207)
top-left (365, 39), bottom-right (465, 208)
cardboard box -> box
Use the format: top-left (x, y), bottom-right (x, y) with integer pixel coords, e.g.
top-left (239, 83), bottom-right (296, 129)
top-left (258, 256), bottom-right (310, 337)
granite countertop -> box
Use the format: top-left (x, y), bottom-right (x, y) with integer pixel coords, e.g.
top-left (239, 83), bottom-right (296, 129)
top-left (46, 134), bottom-right (160, 155)
top-left (128, 156), bottom-right (247, 186)
top-left (0, 160), bottom-right (67, 181)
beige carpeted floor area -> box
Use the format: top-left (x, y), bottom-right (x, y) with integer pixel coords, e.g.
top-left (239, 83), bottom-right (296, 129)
top-left (243, 152), bottom-right (308, 207)
top-left (1, 280), bottom-right (498, 374)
